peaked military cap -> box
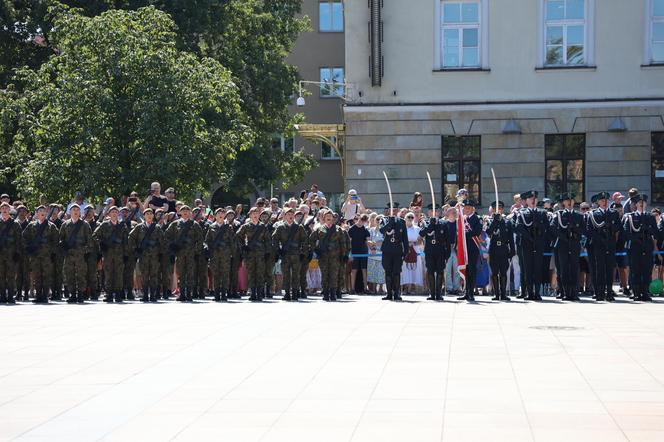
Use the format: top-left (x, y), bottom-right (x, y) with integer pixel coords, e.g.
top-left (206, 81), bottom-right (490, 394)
top-left (520, 190), bottom-right (538, 200)
top-left (490, 200), bottom-right (505, 209)
top-left (591, 192), bottom-right (610, 203)
top-left (462, 199), bottom-right (476, 207)
top-left (632, 194), bottom-right (648, 203)
top-left (557, 192), bottom-right (575, 202)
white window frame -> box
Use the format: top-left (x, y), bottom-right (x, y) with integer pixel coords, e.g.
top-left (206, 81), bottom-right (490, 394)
top-left (321, 137), bottom-right (340, 160)
top-left (434, 0), bottom-right (489, 70)
top-left (319, 0), bottom-right (344, 33)
top-left (272, 134), bottom-right (294, 153)
top-left (645, 0), bottom-right (664, 64)
top-left (538, 0), bottom-right (595, 67)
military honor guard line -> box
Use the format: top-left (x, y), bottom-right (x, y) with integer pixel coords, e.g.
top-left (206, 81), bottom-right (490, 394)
top-left (0, 174), bottom-right (660, 305)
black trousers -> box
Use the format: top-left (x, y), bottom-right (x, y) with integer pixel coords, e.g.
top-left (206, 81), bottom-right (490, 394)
top-left (520, 242), bottom-right (544, 298)
top-left (628, 245), bottom-right (653, 298)
top-left (465, 247), bottom-right (479, 296)
top-left (589, 245), bottom-right (616, 299)
top-left (425, 252), bottom-right (446, 295)
top-left (382, 253), bottom-right (403, 295)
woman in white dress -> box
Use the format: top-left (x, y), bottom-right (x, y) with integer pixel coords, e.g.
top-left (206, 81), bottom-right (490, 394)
top-left (367, 213), bottom-right (386, 294)
top-left (401, 212), bottom-right (424, 294)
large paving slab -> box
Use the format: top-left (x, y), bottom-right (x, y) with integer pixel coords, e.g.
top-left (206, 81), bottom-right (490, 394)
top-left (2, 296), bottom-right (664, 442)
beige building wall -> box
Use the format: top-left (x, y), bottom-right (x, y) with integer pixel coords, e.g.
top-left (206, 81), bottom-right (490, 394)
top-left (283, 0), bottom-right (346, 207)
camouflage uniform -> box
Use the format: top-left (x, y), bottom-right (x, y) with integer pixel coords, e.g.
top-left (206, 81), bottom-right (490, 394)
top-left (165, 218), bottom-right (203, 302)
top-left (50, 216), bottom-right (64, 300)
top-left (263, 218), bottom-right (277, 297)
top-left (194, 218), bottom-right (210, 299)
top-left (59, 219), bottom-right (92, 302)
top-left (204, 221), bottom-right (236, 301)
top-left (159, 218), bottom-right (174, 299)
top-left (309, 223), bottom-right (347, 301)
top-left (0, 217), bottom-right (22, 303)
top-left (23, 219), bottom-right (59, 303)
top-left (272, 221), bottom-right (307, 300)
top-left (93, 220), bottom-right (128, 302)
top-left (85, 218), bottom-right (100, 300)
top-left (228, 221), bottom-right (242, 298)
top-left (337, 229), bottom-right (351, 299)
top-left (236, 221), bottom-right (270, 301)
top-left (129, 221), bottom-right (164, 302)
top-left (298, 217), bottom-right (315, 298)
top-left (15, 218), bottom-right (30, 300)
top-left (122, 217), bottom-right (139, 300)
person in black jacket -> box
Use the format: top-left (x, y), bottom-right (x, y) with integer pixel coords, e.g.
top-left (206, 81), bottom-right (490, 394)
top-left (623, 194), bottom-right (660, 302)
top-left (486, 201), bottom-right (515, 301)
top-left (419, 204), bottom-right (450, 301)
top-left (458, 199), bottom-right (483, 302)
top-left (586, 192), bottom-right (621, 302)
top-left (515, 190), bottom-right (549, 301)
top-left (379, 209), bottom-right (409, 301)
top-left (550, 193), bottom-right (584, 301)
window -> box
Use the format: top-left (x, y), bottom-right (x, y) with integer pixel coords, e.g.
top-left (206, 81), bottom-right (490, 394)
top-left (652, 132), bottom-right (664, 203)
top-left (545, 134), bottom-right (585, 200)
top-left (441, 136), bottom-right (481, 204)
top-left (319, 0), bottom-right (343, 32)
top-left (650, 0), bottom-right (664, 63)
top-left (271, 134), bottom-right (293, 153)
top-left (322, 137), bottom-right (340, 159)
top-left (440, 1), bottom-right (482, 68)
top-left (319, 67), bottom-right (344, 97)
top-left (543, 0), bottom-right (589, 66)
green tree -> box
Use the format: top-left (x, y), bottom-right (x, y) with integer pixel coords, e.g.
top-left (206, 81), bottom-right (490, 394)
top-left (4, 6), bottom-right (253, 205)
top-left (1, 0), bottom-right (317, 200)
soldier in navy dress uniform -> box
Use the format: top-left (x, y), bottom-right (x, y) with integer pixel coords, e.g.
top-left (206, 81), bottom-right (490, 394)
top-left (486, 201), bottom-right (515, 301)
top-left (419, 204), bottom-right (450, 301)
top-left (623, 194), bottom-right (660, 302)
top-left (457, 199), bottom-right (483, 302)
top-left (379, 206), bottom-right (409, 301)
top-left (586, 192), bottom-right (621, 302)
top-left (550, 193), bottom-right (584, 301)
top-left (514, 190), bottom-right (548, 301)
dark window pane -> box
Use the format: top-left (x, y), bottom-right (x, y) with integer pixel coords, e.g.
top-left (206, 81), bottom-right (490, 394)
top-left (444, 184), bottom-right (459, 203)
top-left (567, 182), bottom-right (584, 200)
top-left (443, 162), bottom-right (460, 182)
top-left (442, 136), bottom-right (461, 158)
top-left (462, 136), bottom-right (481, 158)
top-left (546, 181), bottom-right (563, 199)
top-left (546, 160), bottom-right (563, 181)
top-left (545, 135), bottom-right (563, 158)
top-left (566, 159), bottom-right (584, 180)
top-left (564, 134), bottom-right (585, 157)
top-left (653, 132), bottom-right (664, 156)
top-left (463, 161), bottom-right (480, 183)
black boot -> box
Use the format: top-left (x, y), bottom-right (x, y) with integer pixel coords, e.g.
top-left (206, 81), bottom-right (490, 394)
top-left (249, 288), bottom-right (258, 302)
top-left (0, 288), bottom-right (6, 304)
top-left (104, 291), bottom-right (114, 303)
top-left (7, 288), bottom-right (15, 304)
top-left (393, 276), bottom-right (402, 301)
top-left (283, 290), bottom-right (291, 301)
top-left (257, 287), bottom-right (264, 302)
top-left (176, 287), bottom-right (186, 302)
top-left (115, 290), bottom-right (124, 303)
top-left (427, 273), bottom-right (436, 300)
top-left (491, 276), bottom-right (500, 301)
top-left (436, 275), bottom-right (445, 301)
top-left (162, 288), bottom-right (170, 301)
top-left (76, 291), bottom-right (85, 303)
top-left (330, 289), bottom-right (337, 301)
top-left (126, 288), bottom-right (135, 301)
top-left (220, 288), bottom-right (228, 302)
top-left (214, 288), bottom-right (221, 302)
top-left (141, 290), bottom-right (149, 302)
top-left (322, 289), bottom-right (330, 301)
top-left (185, 286), bottom-right (193, 302)
top-left (299, 288), bottom-right (307, 299)
top-left (67, 289), bottom-right (77, 304)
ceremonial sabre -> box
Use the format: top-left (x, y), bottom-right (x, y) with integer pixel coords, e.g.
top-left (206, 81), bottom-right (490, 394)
top-left (491, 167), bottom-right (500, 301)
top-left (383, 171), bottom-right (394, 215)
top-left (426, 171), bottom-right (436, 217)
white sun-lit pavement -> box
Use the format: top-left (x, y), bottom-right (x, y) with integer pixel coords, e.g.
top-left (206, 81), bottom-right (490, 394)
top-left (2, 295), bottom-right (664, 442)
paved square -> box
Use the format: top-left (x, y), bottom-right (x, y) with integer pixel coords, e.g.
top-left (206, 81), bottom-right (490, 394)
top-left (2, 296), bottom-right (664, 442)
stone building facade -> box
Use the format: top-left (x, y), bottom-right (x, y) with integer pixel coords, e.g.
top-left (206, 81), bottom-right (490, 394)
top-left (343, 0), bottom-right (664, 209)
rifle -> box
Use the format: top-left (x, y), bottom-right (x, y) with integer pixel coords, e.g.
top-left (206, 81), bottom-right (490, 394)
top-left (206, 223), bottom-right (230, 260)
top-left (25, 206), bottom-right (57, 255)
top-left (242, 224), bottom-right (265, 254)
top-left (136, 211), bottom-right (164, 258)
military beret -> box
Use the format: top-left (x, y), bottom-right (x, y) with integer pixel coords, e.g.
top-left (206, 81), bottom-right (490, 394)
top-left (490, 200), bottom-right (505, 209)
top-left (520, 190), bottom-right (538, 200)
top-left (180, 205), bottom-right (191, 211)
top-left (142, 208), bottom-right (154, 215)
top-left (0, 202), bottom-right (10, 208)
top-left (0, 194), bottom-right (9, 199)
top-left (107, 206), bottom-right (119, 213)
top-left (224, 210), bottom-right (236, 218)
top-left (69, 203), bottom-right (80, 210)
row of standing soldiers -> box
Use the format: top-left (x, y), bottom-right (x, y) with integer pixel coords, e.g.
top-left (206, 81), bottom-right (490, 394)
top-left (0, 201), bottom-right (354, 304)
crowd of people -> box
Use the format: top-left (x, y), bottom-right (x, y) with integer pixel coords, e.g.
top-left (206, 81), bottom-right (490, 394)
top-left (0, 181), bottom-right (660, 304)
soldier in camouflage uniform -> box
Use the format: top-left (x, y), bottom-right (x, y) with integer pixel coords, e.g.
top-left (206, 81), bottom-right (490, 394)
top-left (49, 204), bottom-right (64, 300)
top-left (272, 207), bottom-right (307, 301)
top-left (121, 206), bottom-right (139, 301)
top-left (83, 206), bottom-right (100, 300)
top-left (0, 202), bottom-right (22, 304)
top-left (337, 219), bottom-right (351, 300)
top-left (297, 208), bottom-right (314, 298)
top-left (309, 210), bottom-right (347, 301)
top-left (23, 205), bottom-right (59, 303)
top-left (261, 210), bottom-right (277, 298)
top-left (193, 207), bottom-right (210, 299)
top-left (158, 210), bottom-right (174, 299)
top-left (204, 209), bottom-right (236, 302)
top-left (93, 206), bottom-right (128, 303)
top-left (227, 210), bottom-right (242, 299)
top-left (59, 204), bottom-right (92, 303)
top-left (166, 206), bottom-right (203, 302)
top-left (129, 208), bottom-right (164, 303)
top-left (236, 207), bottom-right (270, 302)
top-left (14, 205), bottom-right (30, 301)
